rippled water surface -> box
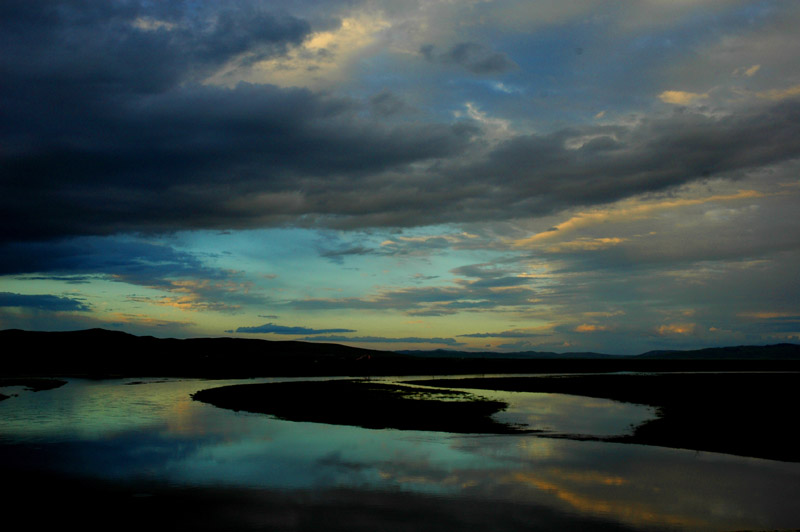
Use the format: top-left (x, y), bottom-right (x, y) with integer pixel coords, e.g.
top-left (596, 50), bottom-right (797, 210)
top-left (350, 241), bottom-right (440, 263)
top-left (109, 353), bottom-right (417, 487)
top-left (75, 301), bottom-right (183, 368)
top-left (1, 377), bottom-right (798, 531)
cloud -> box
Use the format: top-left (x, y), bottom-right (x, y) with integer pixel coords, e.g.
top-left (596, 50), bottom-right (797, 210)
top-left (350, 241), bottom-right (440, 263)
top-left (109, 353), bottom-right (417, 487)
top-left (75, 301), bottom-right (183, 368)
top-left (513, 190), bottom-right (766, 248)
top-left (0, 1), bottom-right (797, 354)
top-left (0, 1), bottom-right (475, 244)
top-left (544, 237), bottom-right (627, 253)
top-left (458, 330), bottom-right (543, 338)
top-left (738, 312), bottom-right (800, 320)
top-left (18, 275), bottom-right (96, 285)
top-left (319, 245), bottom-right (377, 262)
top-left (235, 323), bottom-right (356, 335)
top-left (0, 1), bottom-right (311, 95)
top-left (757, 84), bottom-right (800, 101)
top-left (370, 90), bottom-right (409, 117)
top-left (3, 2), bottom-right (800, 245)
top-left (658, 90), bottom-right (708, 105)
top-left (217, 14), bottom-right (390, 89)
top-left (0, 236), bottom-right (260, 312)
top-left (0, 292), bottom-right (90, 312)
top-left (0, 237), bottom-right (209, 278)
top-left (655, 323), bottom-right (697, 336)
top-left (574, 324), bottom-right (608, 333)
top-left (300, 335), bottom-right (465, 346)
top-left (420, 42), bottom-right (517, 75)
top-left (379, 232), bottom-right (479, 256)
top-left (439, 101), bottom-right (800, 225)
top-left (292, 272), bottom-right (537, 316)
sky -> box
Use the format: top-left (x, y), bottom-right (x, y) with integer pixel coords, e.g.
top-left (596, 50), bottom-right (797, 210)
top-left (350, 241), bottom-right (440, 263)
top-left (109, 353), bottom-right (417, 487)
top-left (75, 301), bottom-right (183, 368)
top-left (1, 0), bottom-right (799, 354)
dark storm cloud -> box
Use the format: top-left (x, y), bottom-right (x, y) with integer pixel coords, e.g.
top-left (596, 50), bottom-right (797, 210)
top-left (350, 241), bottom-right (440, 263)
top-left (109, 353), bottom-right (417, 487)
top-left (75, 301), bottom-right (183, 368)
top-left (0, 0), bottom-right (474, 243)
top-left (0, 292), bottom-right (90, 312)
top-left (235, 323), bottom-right (356, 335)
top-left (0, 238), bottom-right (210, 278)
top-left (447, 101), bottom-right (800, 219)
top-left (0, 0), bottom-right (310, 91)
top-left (224, 98), bottom-right (800, 231)
top-left (4, 1), bottom-right (800, 246)
top-left (420, 42), bottom-right (518, 74)
top-left (369, 89), bottom-right (409, 117)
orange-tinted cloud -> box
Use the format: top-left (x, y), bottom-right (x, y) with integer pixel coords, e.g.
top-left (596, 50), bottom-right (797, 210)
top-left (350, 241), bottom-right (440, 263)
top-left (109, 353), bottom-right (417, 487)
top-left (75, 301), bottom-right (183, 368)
top-left (513, 190), bottom-right (764, 248)
top-left (658, 90), bottom-right (707, 105)
top-left (575, 324), bottom-right (608, 333)
top-left (656, 323), bottom-right (696, 335)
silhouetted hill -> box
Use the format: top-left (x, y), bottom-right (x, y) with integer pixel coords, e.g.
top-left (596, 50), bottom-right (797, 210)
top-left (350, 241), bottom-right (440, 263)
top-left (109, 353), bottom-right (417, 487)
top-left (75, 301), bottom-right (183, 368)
top-left (2, 329), bottom-right (799, 377)
top-left (636, 343), bottom-right (800, 360)
top-left (403, 344), bottom-right (800, 360)
top-left (0, 328), bottom-right (399, 378)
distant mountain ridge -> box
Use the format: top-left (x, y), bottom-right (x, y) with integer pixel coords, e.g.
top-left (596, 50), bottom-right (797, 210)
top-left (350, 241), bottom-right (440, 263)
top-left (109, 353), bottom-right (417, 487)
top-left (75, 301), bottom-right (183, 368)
top-left (636, 343), bottom-right (800, 360)
top-left (400, 343), bottom-right (800, 360)
top-left (397, 349), bottom-right (623, 359)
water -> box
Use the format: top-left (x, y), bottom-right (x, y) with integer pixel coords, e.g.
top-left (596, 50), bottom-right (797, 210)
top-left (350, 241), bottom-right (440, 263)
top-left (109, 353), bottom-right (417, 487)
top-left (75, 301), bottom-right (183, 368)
top-left (1, 377), bottom-right (798, 531)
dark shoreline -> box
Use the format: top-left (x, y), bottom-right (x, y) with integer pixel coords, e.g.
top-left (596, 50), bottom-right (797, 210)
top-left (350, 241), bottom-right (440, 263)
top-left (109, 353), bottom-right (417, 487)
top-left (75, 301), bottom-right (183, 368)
top-left (407, 373), bottom-right (800, 462)
top-left (1, 468), bottom-right (656, 532)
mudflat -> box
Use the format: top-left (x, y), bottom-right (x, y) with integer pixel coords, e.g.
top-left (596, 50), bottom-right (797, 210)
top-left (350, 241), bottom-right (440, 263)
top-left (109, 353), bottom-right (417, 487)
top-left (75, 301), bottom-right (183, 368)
top-left (192, 380), bottom-right (525, 434)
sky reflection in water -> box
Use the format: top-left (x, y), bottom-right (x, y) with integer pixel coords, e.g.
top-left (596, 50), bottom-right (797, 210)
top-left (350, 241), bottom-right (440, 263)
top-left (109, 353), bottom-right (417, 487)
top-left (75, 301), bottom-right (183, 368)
top-left (1, 378), bottom-right (798, 531)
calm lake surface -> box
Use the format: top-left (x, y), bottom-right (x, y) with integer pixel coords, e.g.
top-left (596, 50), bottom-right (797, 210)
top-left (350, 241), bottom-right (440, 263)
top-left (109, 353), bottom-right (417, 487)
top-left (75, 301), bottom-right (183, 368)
top-left (1, 376), bottom-right (798, 531)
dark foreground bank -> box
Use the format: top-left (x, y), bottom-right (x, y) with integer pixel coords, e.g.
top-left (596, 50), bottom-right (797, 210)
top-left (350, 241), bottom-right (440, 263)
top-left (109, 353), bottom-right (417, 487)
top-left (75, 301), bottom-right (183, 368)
top-left (192, 380), bottom-right (524, 434)
top-left (2, 468), bottom-right (662, 532)
top-left (408, 373), bottom-right (800, 462)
